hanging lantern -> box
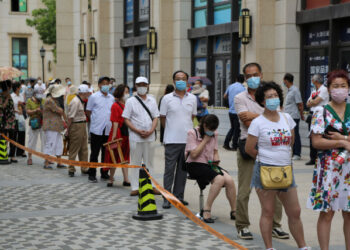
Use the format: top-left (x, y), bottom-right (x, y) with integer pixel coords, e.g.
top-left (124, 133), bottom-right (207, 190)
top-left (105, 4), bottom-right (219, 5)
top-left (78, 39), bottom-right (86, 61)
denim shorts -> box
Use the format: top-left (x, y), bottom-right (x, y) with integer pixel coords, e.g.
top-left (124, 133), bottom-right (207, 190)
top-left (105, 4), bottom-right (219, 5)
top-left (250, 161), bottom-right (297, 192)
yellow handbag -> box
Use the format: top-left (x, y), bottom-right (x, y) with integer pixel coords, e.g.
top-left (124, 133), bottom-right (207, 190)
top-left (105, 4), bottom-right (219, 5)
top-left (260, 165), bottom-right (293, 189)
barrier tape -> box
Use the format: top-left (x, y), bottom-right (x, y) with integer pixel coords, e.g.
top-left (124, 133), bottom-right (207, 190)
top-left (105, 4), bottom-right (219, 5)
top-left (0, 134), bottom-right (140, 169)
top-left (1, 133), bottom-right (247, 250)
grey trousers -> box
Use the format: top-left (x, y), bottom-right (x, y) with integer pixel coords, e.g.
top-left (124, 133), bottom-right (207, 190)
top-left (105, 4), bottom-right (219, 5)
top-left (163, 144), bottom-right (187, 200)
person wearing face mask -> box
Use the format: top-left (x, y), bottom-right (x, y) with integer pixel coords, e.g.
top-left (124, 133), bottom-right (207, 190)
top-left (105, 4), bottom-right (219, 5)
top-left (34, 78), bottom-right (46, 96)
top-left (306, 74), bottom-right (330, 166)
top-left (192, 79), bottom-right (209, 122)
top-left (122, 76), bottom-right (160, 196)
top-left (104, 84), bottom-right (131, 187)
top-left (245, 81), bottom-right (309, 250)
top-left (42, 84), bottom-right (67, 169)
top-left (66, 84), bottom-right (91, 177)
top-left (185, 114), bottom-right (237, 223)
top-left (9, 82), bottom-right (26, 160)
top-left (159, 70), bottom-right (197, 209)
top-left (234, 63), bottom-right (289, 240)
top-left (24, 78), bottom-right (36, 102)
top-left (308, 70), bottom-right (350, 250)
top-left (86, 76), bottom-right (115, 182)
top-left (26, 87), bottom-right (45, 165)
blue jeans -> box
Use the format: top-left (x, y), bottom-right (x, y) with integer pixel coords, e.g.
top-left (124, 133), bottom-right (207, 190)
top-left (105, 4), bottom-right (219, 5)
top-left (293, 119), bottom-right (301, 157)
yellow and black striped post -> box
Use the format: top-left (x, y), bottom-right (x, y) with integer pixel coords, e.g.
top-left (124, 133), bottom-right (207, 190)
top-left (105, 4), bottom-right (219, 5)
top-left (132, 165), bottom-right (163, 221)
top-left (0, 135), bottom-right (9, 165)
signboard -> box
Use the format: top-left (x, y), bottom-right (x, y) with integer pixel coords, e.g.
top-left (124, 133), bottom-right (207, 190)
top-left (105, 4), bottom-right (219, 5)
top-left (126, 0), bottom-right (133, 22)
top-left (195, 58), bottom-right (207, 77)
top-left (306, 24), bottom-right (329, 46)
top-left (213, 35), bottom-right (231, 54)
top-left (139, 0), bottom-right (149, 21)
top-left (194, 39), bottom-right (207, 56)
top-left (340, 24), bottom-right (350, 42)
top-left (304, 49), bottom-right (329, 101)
top-left (214, 60), bottom-right (223, 106)
top-left (127, 63), bottom-right (134, 88)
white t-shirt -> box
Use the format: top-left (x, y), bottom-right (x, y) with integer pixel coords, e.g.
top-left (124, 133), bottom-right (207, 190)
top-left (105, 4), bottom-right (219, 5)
top-left (122, 95), bottom-right (159, 142)
top-left (11, 93), bottom-right (24, 113)
top-left (248, 112), bottom-right (296, 165)
top-left (160, 92), bottom-right (197, 144)
top-left (308, 85), bottom-right (329, 112)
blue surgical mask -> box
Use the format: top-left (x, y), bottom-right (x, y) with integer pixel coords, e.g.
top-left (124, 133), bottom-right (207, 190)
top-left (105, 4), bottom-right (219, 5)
top-left (67, 81), bottom-right (72, 85)
top-left (20, 88), bottom-right (23, 94)
top-left (265, 98), bottom-right (280, 111)
top-left (310, 82), bottom-right (315, 88)
top-left (247, 76), bottom-right (260, 89)
top-left (101, 85), bottom-right (110, 93)
top-left (175, 80), bottom-right (187, 91)
top-left (205, 130), bottom-right (214, 137)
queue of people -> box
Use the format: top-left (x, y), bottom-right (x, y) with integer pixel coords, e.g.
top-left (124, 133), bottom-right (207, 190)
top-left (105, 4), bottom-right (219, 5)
top-left (0, 65), bottom-right (349, 250)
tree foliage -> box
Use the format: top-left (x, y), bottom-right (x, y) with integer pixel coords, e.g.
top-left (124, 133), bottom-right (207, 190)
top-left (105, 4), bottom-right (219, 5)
top-left (26, 0), bottom-right (56, 45)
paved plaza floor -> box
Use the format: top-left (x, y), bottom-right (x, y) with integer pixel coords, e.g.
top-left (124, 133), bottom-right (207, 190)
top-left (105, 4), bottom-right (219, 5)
top-left (0, 136), bottom-right (347, 249)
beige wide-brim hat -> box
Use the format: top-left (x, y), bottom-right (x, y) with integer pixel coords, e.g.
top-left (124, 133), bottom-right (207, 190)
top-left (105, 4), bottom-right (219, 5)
top-left (45, 84), bottom-right (66, 98)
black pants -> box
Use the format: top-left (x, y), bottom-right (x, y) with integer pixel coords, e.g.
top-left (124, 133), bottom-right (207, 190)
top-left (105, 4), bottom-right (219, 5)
top-left (307, 119), bottom-right (317, 162)
top-left (9, 128), bottom-right (25, 157)
top-left (293, 119), bottom-right (301, 157)
top-left (224, 113), bottom-right (240, 149)
top-left (88, 132), bottom-right (109, 177)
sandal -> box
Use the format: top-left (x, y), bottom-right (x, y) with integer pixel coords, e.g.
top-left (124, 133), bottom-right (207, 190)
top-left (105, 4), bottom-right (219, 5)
top-left (27, 159), bottom-right (33, 165)
top-left (201, 210), bottom-right (214, 223)
top-left (230, 211), bottom-right (236, 220)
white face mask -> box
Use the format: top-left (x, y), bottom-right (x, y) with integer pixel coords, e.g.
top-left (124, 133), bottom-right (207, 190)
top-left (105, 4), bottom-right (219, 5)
top-left (137, 87), bottom-right (147, 95)
top-left (123, 93), bottom-right (130, 101)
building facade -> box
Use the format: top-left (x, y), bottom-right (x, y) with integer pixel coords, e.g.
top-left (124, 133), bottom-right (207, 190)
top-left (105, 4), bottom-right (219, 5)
top-left (56, 0), bottom-right (350, 105)
top-left (0, 0), bottom-right (55, 81)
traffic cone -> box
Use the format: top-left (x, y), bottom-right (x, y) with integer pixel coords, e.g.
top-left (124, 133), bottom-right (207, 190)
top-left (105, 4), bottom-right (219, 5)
top-left (0, 135), bottom-right (10, 165)
top-left (132, 165), bottom-right (163, 221)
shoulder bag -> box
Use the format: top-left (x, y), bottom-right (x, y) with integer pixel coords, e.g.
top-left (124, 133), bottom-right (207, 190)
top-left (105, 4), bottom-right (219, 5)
top-left (260, 112), bottom-right (293, 189)
top-left (116, 102), bottom-right (129, 137)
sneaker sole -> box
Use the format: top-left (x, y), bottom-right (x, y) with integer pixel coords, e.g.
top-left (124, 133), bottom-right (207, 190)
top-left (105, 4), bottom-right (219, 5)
top-left (237, 235), bottom-right (253, 240)
top-left (272, 233), bottom-right (289, 239)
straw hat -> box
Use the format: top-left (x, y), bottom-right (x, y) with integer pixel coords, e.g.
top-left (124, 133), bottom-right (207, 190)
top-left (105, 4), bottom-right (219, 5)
top-left (45, 84), bottom-right (65, 98)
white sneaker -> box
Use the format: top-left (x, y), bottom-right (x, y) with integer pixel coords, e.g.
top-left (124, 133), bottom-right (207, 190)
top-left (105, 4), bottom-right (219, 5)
top-left (292, 155), bottom-right (301, 161)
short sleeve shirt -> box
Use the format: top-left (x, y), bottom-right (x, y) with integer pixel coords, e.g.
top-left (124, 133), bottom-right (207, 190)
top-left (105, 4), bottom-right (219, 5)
top-left (26, 98), bottom-right (44, 119)
top-left (160, 92), bottom-right (197, 144)
top-left (284, 85), bottom-right (303, 119)
top-left (122, 94), bottom-right (159, 142)
top-left (234, 90), bottom-right (264, 140)
top-left (185, 128), bottom-right (218, 164)
top-left (11, 93), bottom-right (24, 113)
top-left (248, 112), bottom-right (296, 165)
top-left (86, 91), bottom-right (115, 136)
top-left (68, 96), bottom-right (86, 122)
top-left (43, 97), bottom-right (64, 132)
top-left (225, 82), bottom-right (246, 114)
top-left (308, 85), bottom-right (329, 112)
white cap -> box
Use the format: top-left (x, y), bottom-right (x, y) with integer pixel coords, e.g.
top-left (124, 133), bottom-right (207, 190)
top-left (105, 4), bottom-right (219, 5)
top-left (78, 84), bottom-right (90, 93)
top-left (135, 76), bottom-right (149, 84)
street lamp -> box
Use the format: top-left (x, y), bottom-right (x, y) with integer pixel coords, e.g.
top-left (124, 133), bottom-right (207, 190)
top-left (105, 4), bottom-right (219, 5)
top-left (40, 46), bottom-right (46, 81)
top-left (89, 37), bottom-right (97, 60)
top-left (239, 8), bottom-right (252, 45)
top-left (147, 27), bottom-right (157, 54)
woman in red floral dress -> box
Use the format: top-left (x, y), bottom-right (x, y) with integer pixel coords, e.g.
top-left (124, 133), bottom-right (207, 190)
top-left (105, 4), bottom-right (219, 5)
top-left (105, 84), bottom-right (130, 187)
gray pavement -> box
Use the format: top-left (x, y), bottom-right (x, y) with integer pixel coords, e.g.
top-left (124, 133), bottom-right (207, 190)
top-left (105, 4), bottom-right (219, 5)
top-left (0, 136), bottom-right (347, 250)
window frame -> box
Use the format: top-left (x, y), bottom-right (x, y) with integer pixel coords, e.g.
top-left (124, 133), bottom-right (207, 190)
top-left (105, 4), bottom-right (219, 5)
top-left (11, 37), bottom-right (29, 80)
top-left (10, 0), bottom-right (28, 13)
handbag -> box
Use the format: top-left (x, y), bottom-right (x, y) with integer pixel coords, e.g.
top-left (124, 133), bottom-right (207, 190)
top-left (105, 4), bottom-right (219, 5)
top-left (116, 102), bottom-right (129, 136)
top-left (260, 165), bottom-right (293, 189)
top-left (29, 117), bottom-right (41, 130)
top-left (238, 139), bottom-right (252, 160)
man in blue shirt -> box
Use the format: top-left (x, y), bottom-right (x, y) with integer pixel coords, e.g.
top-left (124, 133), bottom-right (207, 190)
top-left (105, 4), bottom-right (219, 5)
top-left (223, 74), bottom-right (245, 150)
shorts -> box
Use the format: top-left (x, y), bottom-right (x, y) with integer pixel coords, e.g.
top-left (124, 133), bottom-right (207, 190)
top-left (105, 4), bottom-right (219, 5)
top-left (43, 130), bottom-right (63, 156)
top-left (250, 161), bottom-right (297, 192)
top-left (187, 162), bottom-right (220, 190)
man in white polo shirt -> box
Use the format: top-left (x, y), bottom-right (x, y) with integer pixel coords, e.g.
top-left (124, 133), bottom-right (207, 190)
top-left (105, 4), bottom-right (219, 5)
top-left (160, 70), bottom-right (197, 209)
top-left (86, 76), bottom-right (115, 183)
top-left (123, 76), bottom-right (160, 196)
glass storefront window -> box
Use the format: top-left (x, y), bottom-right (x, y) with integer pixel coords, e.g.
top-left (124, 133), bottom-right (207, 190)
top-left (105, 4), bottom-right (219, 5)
top-left (194, 58), bottom-right (207, 76)
top-left (139, 0), bottom-right (149, 21)
top-left (194, 0), bottom-right (207, 7)
top-left (139, 45), bottom-right (149, 61)
top-left (194, 38), bottom-right (207, 56)
top-left (126, 63), bottom-right (134, 88)
top-left (340, 23), bottom-right (350, 42)
top-left (126, 0), bottom-right (134, 22)
top-left (305, 23), bottom-right (329, 46)
top-left (126, 48), bottom-right (134, 62)
top-left (194, 9), bottom-right (207, 28)
top-left (213, 35), bottom-right (231, 54)
top-left (214, 4), bottom-right (231, 25)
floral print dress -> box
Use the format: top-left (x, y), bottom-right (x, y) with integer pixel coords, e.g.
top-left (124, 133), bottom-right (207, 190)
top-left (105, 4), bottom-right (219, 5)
top-left (308, 105), bottom-right (350, 212)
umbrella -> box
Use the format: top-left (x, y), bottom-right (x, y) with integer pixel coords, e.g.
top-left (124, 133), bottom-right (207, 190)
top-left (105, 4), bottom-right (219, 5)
top-left (0, 66), bottom-right (24, 81)
top-left (188, 76), bottom-right (212, 86)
